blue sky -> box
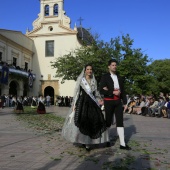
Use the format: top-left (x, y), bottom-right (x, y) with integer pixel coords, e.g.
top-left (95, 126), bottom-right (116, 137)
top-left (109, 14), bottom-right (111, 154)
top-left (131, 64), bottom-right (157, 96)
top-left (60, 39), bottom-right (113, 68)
top-left (0, 0), bottom-right (170, 61)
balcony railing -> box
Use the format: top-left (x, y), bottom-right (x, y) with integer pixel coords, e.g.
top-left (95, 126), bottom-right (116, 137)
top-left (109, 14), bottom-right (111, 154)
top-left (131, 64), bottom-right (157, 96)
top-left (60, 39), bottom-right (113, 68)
top-left (0, 65), bottom-right (36, 79)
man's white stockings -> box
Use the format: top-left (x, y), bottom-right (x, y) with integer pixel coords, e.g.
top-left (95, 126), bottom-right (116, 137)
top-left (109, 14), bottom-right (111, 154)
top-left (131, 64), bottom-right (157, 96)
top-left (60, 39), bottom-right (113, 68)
top-left (117, 127), bottom-right (125, 146)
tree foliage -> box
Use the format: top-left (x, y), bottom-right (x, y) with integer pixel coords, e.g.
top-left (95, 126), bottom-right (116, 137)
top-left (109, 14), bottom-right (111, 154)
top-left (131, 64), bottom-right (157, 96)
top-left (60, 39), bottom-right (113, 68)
top-left (51, 34), bottom-right (152, 95)
top-left (147, 59), bottom-right (170, 95)
top-left (51, 40), bottom-right (112, 83)
top-left (117, 34), bottom-right (151, 95)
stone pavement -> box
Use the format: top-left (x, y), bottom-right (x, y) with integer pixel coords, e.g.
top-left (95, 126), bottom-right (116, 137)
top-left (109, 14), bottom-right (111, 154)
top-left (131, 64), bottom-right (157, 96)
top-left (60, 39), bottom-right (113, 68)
top-left (0, 106), bottom-right (170, 170)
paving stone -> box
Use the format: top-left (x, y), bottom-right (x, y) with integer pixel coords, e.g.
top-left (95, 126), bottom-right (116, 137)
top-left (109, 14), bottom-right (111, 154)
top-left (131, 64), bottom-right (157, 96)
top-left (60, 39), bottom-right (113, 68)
top-left (0, 106), bottom-right (170, 170)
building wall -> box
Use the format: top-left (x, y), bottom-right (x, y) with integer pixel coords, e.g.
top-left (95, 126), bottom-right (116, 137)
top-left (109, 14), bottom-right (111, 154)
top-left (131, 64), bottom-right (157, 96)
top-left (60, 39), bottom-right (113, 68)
top-left (31, 33), bottom-right (80, 97)
top-left (27, 0), bottom-right (81, 97)
top-left (0, 32), bottom-right (34, 96)
top-left (0, 0), bottom-right (82, 98)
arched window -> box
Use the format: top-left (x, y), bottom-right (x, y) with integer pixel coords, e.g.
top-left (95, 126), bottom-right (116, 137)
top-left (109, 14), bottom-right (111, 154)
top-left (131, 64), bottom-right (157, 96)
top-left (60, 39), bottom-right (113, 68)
top-left (45, 5), bottom-right (49, 16)
top-left (53, 4), bottom-right (58, 16)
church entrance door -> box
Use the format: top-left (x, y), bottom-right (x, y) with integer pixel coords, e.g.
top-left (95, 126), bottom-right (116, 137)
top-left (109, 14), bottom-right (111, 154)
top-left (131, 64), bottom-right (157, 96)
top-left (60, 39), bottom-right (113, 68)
top-left (44, 86), bottom-right (54, 105)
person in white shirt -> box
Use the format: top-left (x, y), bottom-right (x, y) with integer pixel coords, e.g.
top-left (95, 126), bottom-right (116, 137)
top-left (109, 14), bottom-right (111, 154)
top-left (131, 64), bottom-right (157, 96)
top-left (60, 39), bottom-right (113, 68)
top-left (46, 95), bottom-right (51, 107)
top-left (99, 59), bottom-right (131, 150)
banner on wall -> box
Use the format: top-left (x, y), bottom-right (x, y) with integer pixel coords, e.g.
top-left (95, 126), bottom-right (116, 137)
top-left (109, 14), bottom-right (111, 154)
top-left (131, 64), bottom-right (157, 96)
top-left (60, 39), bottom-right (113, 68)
top-left (0, 64), bottom-right (9, 85)
top-left (28, 71), bottom-right (33, 88)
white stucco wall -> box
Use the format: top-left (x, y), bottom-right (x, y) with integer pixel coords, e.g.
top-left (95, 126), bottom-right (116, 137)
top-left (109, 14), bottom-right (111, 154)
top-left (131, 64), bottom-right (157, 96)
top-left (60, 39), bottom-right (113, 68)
top-left (31, 33), bottom-right (80, 96)
top-left (0, 30), bottom-right (34, 52)
top-left (0, 0), bottom-right (83, 97)
top-left (0, 31), bottom-right (34, 96)
top-left (0, 31), bottom-right (33, 68)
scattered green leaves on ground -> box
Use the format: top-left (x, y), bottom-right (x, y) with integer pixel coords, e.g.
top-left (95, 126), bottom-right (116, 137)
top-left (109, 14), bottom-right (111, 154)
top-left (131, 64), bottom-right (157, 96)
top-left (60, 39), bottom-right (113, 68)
top-left (15, 106), bottom-right (65, 134)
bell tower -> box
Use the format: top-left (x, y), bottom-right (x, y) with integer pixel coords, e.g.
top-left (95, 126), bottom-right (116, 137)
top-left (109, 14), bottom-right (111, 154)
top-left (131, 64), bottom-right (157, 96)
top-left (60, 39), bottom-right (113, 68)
top-left (31, 0), bottom-right (71, 31)
top-left (40, 0), bottom-right (64, 18)
top-left (26, 0), bottom-right (79, 97)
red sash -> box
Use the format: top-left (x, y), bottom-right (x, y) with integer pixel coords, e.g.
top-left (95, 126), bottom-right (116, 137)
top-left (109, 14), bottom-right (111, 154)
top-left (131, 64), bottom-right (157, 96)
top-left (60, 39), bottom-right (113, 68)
top-left (104, 89), bottom-right (120, 101)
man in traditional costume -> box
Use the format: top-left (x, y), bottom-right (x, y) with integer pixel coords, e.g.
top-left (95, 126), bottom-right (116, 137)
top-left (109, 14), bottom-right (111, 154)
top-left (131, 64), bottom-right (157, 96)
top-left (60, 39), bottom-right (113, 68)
top-left (99, 59), bottom-right (131, 150)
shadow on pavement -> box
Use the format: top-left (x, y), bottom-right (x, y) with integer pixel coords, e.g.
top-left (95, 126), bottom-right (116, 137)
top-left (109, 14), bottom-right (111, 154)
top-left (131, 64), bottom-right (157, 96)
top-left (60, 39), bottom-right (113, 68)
top-left (37, 160), bottom-right (62, 170)
top-left (72, 145), bottom-right (152, 170)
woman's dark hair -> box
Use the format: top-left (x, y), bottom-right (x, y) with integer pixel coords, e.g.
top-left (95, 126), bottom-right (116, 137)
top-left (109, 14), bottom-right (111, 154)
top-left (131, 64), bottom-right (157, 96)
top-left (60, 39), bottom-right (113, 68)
top-left (166, 97), bottom-right (169, 102)
top-left (108, 59), bottom-right (118, 66)
top-left (84, 64), bottom-right (93, 71)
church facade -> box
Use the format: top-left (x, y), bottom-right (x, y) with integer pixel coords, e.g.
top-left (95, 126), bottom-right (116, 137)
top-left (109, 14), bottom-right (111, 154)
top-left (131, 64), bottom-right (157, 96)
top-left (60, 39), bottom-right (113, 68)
top-left (0, 0), bottom-right (82, 103)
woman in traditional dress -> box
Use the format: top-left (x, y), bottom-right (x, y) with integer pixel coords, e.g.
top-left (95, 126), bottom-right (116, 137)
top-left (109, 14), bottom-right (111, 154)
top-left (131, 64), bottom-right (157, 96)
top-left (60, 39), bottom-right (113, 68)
top-left (23, 96), bottom-right (28, 106)
top-left (15, 96), bottom-right (24, 113)
top-left (37, 95), bottom-right (46, 114)
top-left (11, 96), bottom-right (17, 108)
top-left (62, 64), bottom-right (109, 151)
top-left (31, 96), bottom-right (37, 108)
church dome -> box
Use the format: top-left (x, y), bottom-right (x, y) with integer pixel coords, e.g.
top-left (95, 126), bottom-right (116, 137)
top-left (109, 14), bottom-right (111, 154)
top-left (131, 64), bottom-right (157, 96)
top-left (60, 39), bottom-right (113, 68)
top-left (77, 27), bottom-right (94, 45)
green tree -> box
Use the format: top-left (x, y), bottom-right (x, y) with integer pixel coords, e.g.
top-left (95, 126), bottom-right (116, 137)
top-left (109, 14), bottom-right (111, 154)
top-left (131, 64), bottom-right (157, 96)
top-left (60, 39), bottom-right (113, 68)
top-left (51, 33), bottom-right (151, 95)
top-left (51, 40), bottom-right (112, 83)
top-left (117, 34), bottom-right (151, 95)
top-left (147, 59), bottom-right (170, 95)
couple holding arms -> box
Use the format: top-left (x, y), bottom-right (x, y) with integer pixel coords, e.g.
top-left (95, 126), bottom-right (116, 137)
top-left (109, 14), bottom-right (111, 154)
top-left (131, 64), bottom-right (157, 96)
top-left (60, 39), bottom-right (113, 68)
top-left (62, 59), bottom-right (131, 151)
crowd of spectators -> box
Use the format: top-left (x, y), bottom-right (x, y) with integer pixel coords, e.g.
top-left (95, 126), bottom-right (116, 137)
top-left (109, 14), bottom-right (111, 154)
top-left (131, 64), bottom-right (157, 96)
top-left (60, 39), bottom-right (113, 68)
top-left (124, 92), bottom-right (170, 119)
top-left (1, 92), bottom-right (170, 119)
top-left (56, 96), bottom-right (73, 107)
top-left (0, 94), bottom-right (73, 109)
top-left (0, 94), bottom-right (54, 108)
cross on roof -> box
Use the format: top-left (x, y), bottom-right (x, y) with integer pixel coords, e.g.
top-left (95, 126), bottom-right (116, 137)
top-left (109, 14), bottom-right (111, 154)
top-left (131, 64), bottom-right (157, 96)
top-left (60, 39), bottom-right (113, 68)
top-left (77, 17), bottom-right (84, 27)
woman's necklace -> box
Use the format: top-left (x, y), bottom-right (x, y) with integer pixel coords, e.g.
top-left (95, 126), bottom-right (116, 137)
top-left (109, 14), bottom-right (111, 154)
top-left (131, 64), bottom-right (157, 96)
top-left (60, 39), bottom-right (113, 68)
top-left (86, 77), bottom-right (91, 85)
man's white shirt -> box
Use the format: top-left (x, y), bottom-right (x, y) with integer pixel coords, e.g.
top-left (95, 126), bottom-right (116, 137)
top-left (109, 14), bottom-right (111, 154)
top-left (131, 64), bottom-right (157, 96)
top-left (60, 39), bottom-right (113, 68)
top-left (110, 73), bottom-right (120, 89)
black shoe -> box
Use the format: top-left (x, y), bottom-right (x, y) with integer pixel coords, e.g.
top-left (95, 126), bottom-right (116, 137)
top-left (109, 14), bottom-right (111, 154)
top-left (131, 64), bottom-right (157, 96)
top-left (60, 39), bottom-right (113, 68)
top-left (106, 142), bottom-right (111, 147)
top-left (120, 145), bottom-right (131, 150)
top-left (85, 147), bottom-right (91, 151)
top-left (82, 144), bottom-right (91, 151)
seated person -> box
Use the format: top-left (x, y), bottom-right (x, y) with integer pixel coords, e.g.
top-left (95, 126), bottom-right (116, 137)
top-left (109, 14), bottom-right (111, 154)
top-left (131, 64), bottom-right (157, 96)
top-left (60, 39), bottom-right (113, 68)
top-left (154, 97), bottom-right (166, 118)
top-left (167, 98), bottom-right (170, 118)
top-left (161, 98), bottom-right (170, 118)
top-left (126, 98), bottom-right (136, 114)
top-left (132, 97), bottom-right (146, 115)
top-left (148, 97), bottom-right (159, 116)
top-left (123, 97), bottom-right (132, 113)
top-left (142, 97), bottom-right (153, 116)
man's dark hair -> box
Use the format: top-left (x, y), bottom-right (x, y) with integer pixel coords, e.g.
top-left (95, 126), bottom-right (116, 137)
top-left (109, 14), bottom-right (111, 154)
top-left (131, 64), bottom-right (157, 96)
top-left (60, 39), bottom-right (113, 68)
top-left (108, 59), bottom-right (118, 66)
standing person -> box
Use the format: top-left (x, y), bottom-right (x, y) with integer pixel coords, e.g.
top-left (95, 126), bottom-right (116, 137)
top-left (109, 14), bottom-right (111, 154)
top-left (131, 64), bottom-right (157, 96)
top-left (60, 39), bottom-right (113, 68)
top-left (5, 94), bottom-right (9, 107)
top-left (1, 94), bottom-right (6, 109)
top-left (31, 96), bottom-right (37, 108)
top-left (23, 96), bottom-right (28, 106)
top-left (15, 96), bottom-right (24, 113)
top-left (28, 96), bottom-right (32, 106)
top-left (57, 96), bottom-right (62, 107)
top-left (46, 94), bottom-right (51, 107)
top-left (9, 94), bottom-right (13, 107)
top-left (99, 59), bottom-right (131, 150)
top-left (0, 96), bottom-right (3, 109)
top-left (11, 96), bottom-right (17, 108)
top-left (62, 64), bottom-right (109, 151)
top-left (37, 95), bottom-right (46, 114)
top-left (65, 96), bottom-right (69, 107)
top-left (61, 96), bottom-right (64, 106)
